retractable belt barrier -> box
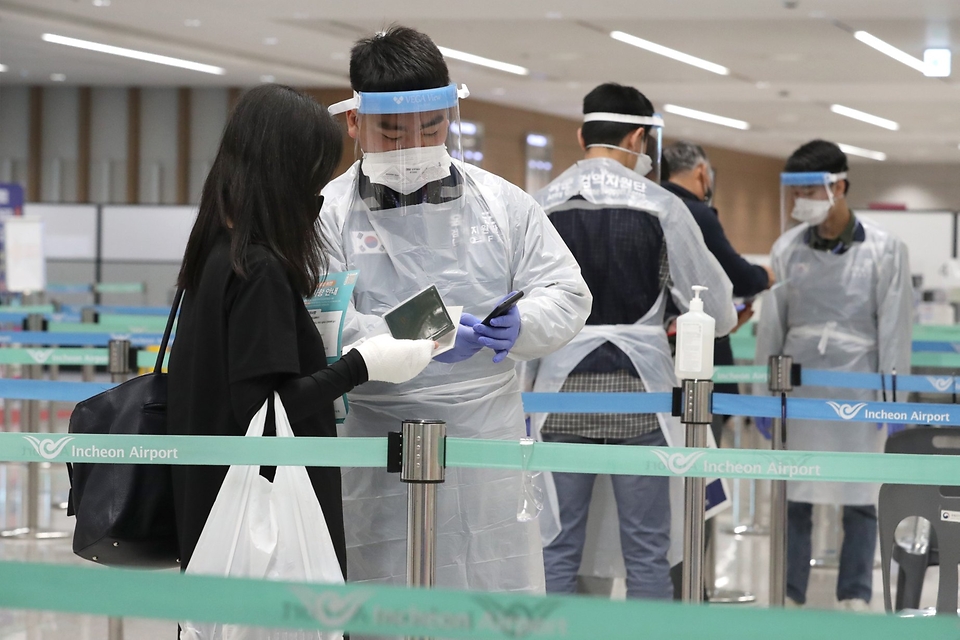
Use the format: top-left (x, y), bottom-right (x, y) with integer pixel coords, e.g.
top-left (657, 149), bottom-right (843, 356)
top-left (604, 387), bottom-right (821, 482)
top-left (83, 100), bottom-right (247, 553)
top-left (58, 304), bottom-right (171, 316)
top-left (2, 561), bottom-right (954, 640)
top-left (46, 282), bottom-right (145, 295)
top-left (0, 347), bottom-right (167, 368)
top-left (0, 331), bottom-right (166, 347)
top-left (2, 381), bottom-right (959, 427)
top-left (714, 365), bottom-right (960, 394)
top-left (730, 333), bottom-right (960, 366)
top-left (5, 431), bottom-right (960, 486)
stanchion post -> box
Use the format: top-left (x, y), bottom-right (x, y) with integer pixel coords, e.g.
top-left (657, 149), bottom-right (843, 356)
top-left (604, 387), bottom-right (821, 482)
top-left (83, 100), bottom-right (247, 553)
top-left (400, 419), bottom-right (446, 592)
top-left (23, 313), bottom-right (44, 535)
top-left (767, 355), bottom-right (793, 608)
top-left (107, 339), bottom-right (131, 640)
top-left (80, 307), bottom-right (98, 383)
top-left (108, 339), bottom-right (132, 384)
top-left (680, 379), bottom-right (713, 604)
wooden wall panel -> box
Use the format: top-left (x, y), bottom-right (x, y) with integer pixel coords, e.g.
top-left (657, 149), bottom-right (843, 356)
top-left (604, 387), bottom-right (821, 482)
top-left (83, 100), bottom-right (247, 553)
top-left (77, 87), bottom-right (92, 202)
top-left (126, 88), bottom-right (141, 204)
top-left (177, 88), bottom-right (191, 205)
top-left (27, 87), bottom-right (43, 201)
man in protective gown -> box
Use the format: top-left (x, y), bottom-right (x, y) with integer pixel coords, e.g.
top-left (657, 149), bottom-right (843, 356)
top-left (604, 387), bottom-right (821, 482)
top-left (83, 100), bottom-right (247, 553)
top-left (320, 25), bottom-right (592, 611)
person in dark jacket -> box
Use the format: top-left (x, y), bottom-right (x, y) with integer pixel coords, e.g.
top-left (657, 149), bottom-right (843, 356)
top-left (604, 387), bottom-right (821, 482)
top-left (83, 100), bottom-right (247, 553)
top-left (662, 140), bottom-right (775, 422)
top-left (663, 141), bottom-right (775, 298)
top-left (662, 140), bottom-right (775, 599)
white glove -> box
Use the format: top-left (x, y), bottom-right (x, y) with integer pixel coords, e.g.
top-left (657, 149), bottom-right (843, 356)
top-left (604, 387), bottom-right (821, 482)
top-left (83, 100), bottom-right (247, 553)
top-left (350, 334), bottom-right (435, 384)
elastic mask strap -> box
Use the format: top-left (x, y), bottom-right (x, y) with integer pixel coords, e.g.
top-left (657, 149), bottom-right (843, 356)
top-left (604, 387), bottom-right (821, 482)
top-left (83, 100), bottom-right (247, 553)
top-left (585, 144), bottom-right (641, 156)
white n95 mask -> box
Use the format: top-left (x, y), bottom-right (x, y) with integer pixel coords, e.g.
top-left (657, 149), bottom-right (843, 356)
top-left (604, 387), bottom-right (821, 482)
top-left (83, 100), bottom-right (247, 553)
top-left (361, 146), bottom-right (453, 195)
top-left (791, 198), bottom-right (832, 225)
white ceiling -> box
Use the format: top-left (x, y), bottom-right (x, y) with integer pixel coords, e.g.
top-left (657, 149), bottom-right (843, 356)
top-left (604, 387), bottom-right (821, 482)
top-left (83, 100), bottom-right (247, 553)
top-left (2, 0), bottom-right (960, 162)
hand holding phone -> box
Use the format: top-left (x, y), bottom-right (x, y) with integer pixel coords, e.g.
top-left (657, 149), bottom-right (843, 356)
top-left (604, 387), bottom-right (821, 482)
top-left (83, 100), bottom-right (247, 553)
top-left (475, 291), bottom-right (524, 363)
top-left (482, 290), bottom-right (524, 326)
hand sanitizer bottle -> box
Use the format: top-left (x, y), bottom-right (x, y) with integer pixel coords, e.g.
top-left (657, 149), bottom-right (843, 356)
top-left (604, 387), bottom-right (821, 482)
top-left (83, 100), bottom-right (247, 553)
top-left (675, 285), bottom-right (715, 380)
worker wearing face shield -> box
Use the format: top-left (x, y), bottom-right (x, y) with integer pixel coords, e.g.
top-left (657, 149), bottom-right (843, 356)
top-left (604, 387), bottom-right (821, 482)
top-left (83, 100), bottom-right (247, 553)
top-left (320, 26), bottom-right (591, 606)
top-left (755, 139), bottom-right (912, 611)
top-left (529, 83), bottom-right (736, 601)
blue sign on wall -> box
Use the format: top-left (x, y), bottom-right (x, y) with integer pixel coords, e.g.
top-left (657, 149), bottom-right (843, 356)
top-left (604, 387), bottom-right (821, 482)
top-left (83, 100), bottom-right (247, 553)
top-left (0, 183), bottom-right (24, 217)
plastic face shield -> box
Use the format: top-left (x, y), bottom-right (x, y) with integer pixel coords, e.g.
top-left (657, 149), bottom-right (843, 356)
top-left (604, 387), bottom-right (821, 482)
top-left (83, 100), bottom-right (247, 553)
top-left (780, 171), bottom-right (847, 232)
top-left (582, 112), bottom-right (664, 182)
top-left (329, 85), bottom-right (469, 193)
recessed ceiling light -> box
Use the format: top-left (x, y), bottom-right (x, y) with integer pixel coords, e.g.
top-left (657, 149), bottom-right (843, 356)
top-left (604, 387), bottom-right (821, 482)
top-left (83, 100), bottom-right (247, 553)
top-left (0, 64), bottom-right (7, 73)
top-left (92, 0), bottom-right (111, 6)
top-left (42, 33), bottom-right (226, 75)
top-left (924, 48), bottom-right (951, 77)
top-left (437, 46), bottom-right (529, 76)
top-left (837, 143), bottom-right (886, 161)
top-left (259, 74), bottom-right (275, 83)
top-left (263, 37), bottom-right (279, 46)
top-left (663, 104), bottom-right (750, 130)
top-left (50, 73), bottom-right (66, 82)
top-left (854, 31), bottom-right (929, 75)
top-left (610, 30), bottom-right (729, 76)
top-left (184, 19), bottom-right (201, 28)
top-left (830, 104), bottom-right (899, 131)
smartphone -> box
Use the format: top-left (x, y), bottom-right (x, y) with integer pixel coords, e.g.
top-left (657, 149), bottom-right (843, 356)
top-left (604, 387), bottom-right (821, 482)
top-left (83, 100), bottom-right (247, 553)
top-left (482, 291), bottom-right (524, 326)
top-left (384, 285), bottom-right (455, 341)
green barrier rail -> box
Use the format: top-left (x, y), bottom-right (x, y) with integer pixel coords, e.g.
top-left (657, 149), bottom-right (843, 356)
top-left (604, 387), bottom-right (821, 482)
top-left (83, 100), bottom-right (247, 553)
top-left (2, 561), bottom-right (954, 640)
top-left (8, 432), bottom-right (960, 486)
top-left (49, 314), bottom-right (171, 334)
top-left (730, 334), bottom-right (960, 368)
top-left (0, 347), bottom-right (167, 368)
top-left (0, 304), bottom-right (56, 314)
top-left (713, 365), bottom-right (768, 384)
top-left (93, 282), bottom-right (145, 294)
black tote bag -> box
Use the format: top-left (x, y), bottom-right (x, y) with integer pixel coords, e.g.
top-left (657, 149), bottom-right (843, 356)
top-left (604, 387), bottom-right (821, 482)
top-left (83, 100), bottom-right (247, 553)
top-left (67, 288), bottom-right (183, 568)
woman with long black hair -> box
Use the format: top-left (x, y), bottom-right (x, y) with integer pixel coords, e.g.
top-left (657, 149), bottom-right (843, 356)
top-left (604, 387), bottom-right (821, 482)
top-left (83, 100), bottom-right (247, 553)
top-left (167, 84), bottom-right (434, 576)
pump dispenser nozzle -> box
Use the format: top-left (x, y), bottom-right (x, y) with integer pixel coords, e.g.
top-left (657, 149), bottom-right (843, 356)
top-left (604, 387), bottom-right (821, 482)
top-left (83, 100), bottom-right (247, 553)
top-left (689, 285), bottom-right (708, 312)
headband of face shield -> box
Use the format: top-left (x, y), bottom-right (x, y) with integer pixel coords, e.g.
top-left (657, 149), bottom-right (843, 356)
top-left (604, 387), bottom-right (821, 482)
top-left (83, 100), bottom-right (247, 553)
top-left (329, 84), bottom-right (470, 195)
top-left (781, 171), bottom-right (847, 226)
top-left (582, 112), bottom-right (664, 179)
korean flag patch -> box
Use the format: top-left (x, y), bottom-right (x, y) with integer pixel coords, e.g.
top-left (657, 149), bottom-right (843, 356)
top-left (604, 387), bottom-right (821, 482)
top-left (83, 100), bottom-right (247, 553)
top-left (352, 231), bottom-right (386, 254)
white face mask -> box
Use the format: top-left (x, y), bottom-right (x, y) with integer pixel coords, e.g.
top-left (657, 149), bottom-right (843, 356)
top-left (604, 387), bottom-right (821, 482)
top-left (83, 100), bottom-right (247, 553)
top-left (361, 146), bottom-right (453, 195)
top-left (791, 198), bottom-right (832, 225)
top-left (586, 144), bottom-right (653, 176)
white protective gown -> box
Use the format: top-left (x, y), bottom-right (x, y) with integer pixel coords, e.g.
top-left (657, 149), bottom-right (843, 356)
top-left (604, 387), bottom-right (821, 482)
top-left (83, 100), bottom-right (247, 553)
top-left (319, 161), bottom-right (592, 595)
top-left (529, 158), bottom-right (738, 568)
top-left (754, 216), bottom-right (912, 505)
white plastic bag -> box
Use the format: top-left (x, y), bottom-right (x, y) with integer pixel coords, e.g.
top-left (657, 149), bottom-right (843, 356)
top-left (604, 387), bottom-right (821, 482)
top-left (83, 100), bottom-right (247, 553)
top-left (181, 393), bottom-right (344, 640)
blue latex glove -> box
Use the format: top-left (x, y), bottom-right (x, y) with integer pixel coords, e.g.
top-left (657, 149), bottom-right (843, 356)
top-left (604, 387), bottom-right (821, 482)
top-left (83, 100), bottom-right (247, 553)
top-left (433, 313), bottom-right (485, 364)
top-left (472, 295), bottom-right (522, 364)
top-left (755, 417), bottom-right (773, 441)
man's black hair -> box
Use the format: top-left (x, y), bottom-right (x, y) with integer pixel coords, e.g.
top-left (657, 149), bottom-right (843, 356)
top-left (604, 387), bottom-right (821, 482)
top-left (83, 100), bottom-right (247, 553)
top-left (784, 139), bottom-right (850, 194)
top-left (350, 25), bottom-right (450, 93)
top-left (581, 83), bottom-right (655, 148)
